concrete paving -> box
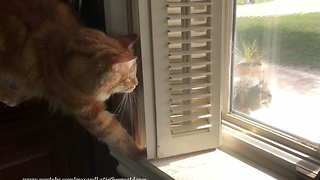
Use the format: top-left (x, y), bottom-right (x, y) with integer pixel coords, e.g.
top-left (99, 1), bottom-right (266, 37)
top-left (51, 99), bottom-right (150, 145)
top-left (250, 66), bottom-right (320, 144)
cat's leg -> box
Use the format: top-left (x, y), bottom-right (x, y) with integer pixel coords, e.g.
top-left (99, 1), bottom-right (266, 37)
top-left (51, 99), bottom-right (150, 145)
top-left (76, 104), bottom-right (146, 161)
top-left (0, 82), bottom-right (18, 107)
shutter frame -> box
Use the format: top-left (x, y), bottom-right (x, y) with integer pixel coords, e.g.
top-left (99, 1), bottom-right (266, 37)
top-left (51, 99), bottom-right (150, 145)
top-left (150, 0), bottom-right (223, 158)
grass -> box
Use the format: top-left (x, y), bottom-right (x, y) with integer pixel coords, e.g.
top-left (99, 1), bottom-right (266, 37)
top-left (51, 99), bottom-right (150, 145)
top-left (236, 13), bottom-right (320, 69)
top-left (237, 0), bottom-right (274, 4)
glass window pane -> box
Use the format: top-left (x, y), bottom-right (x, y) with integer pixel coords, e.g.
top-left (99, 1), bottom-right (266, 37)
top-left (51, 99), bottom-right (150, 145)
top-left (231, 0), bottom-right (320, 146)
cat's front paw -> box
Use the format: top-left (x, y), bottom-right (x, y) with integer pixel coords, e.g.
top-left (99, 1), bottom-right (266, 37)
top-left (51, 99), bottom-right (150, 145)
top-left (137, 146), bottom-right (147, 160)
top-left (127, 145), bottom-right (147, 161)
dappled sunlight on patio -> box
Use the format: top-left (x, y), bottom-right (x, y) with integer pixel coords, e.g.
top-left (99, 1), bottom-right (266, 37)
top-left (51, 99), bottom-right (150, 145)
top-left (250, 66), bottom-right (320, 144)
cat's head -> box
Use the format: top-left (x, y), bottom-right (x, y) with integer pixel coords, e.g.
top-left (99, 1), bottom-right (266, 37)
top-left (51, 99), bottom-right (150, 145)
top-left (63, 28), bottom-right (139, 101)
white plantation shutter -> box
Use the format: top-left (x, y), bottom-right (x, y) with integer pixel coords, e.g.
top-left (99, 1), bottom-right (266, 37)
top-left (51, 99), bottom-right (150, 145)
top-left (149, 0), bottom-right (223, 158)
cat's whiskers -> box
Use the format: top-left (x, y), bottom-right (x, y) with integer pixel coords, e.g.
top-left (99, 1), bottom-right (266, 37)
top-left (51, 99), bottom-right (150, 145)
top-left (136, 58), bottom-right (142, 66)
top-left (128, 92), bottom-right (133, 121)
top-left (128, 91), bottom-right (139, 128)
top-left (119, 94), bottom-right (128, 123)
top-left (113, 94), bottom-right (127, 115)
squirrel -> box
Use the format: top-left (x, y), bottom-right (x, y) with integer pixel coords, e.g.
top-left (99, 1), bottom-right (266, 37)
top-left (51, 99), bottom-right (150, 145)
top-left (233, 78), bottom-right (272, 115)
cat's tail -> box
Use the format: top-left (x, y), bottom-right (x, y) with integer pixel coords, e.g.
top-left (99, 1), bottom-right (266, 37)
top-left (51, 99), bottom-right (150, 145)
top-left (74, 102), bottom-right (146, 161)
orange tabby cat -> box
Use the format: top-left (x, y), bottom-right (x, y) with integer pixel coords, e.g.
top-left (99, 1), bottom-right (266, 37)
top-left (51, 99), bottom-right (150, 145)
top-left (0, 0), bottom-right (146, 160)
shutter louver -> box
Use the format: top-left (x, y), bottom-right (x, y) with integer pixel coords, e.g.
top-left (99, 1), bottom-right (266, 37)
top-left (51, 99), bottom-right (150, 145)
top-left (150, 0), bottom-right (222, 158)
top-left (168, 0), bottom-right (212, 135)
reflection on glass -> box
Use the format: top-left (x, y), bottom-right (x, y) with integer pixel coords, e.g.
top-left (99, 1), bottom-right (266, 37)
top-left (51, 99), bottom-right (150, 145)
top-left (232, 0), bottom-right (320, 146)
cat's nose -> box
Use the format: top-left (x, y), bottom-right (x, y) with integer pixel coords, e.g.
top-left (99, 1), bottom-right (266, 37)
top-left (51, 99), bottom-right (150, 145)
top-left (133, 79), bottom-right (138, 86)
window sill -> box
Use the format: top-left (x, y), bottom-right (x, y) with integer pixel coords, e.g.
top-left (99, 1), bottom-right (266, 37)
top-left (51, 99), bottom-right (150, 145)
top-left (110, 145), bottom-right (284, 180)
top-left (109, 122), bottom-right (319, 180)
top-left (150, 147), bottom-right (281, 180)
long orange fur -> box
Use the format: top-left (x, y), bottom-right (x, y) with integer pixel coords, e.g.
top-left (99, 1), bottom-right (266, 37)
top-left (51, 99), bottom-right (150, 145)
top-left (0, 0), bottom-right (146, 160)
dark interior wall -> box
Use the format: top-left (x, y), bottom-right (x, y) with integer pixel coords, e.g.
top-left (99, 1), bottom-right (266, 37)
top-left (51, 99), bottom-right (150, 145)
top-left (80, 0), bottom-right (106, 32)
top-left (62, 0), bottom-right (105, 32)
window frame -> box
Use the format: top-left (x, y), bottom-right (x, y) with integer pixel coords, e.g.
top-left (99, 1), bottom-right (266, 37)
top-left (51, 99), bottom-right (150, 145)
top-left (115, 0), bottom-right (320, 179)
top-left (221, 0), bottom-right (320, 179)
top-left (221, 0), bottom-right (320, 160)
top-left (132, 0), bottom-right (158, 159)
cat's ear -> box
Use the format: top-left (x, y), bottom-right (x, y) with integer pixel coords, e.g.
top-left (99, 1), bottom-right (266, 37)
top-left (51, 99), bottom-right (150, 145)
top-left (112, 55), bottom-right (137, 71)
top-left (114, 34), bottom-right (138, 50)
